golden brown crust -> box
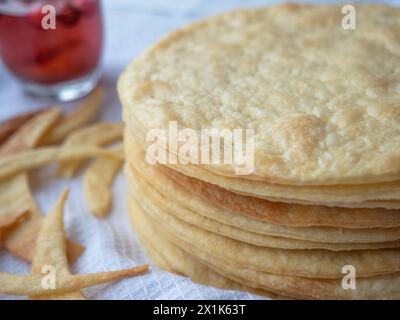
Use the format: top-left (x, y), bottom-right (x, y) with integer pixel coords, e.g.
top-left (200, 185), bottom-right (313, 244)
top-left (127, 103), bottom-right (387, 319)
top-left (119, 3), bottom-right (400, 185)
top-left (124, 130), bottom-right (400, 229)
top-left (125, 121), bottom-right (400, 208)
top-left (135, 214), bottom-right (288, 299)
top-left (129, 196), bottom-right (400, 299)
top-left (0, 109), bottom-right (45, 145)
top-left (128, 166), bottom-right (400, 251)
top-left (125, 157), bottom-right (400, 244)
top-left (163, 166), bottom-right (400, 229)
top-left (127, 178), bottom-right (400, 279)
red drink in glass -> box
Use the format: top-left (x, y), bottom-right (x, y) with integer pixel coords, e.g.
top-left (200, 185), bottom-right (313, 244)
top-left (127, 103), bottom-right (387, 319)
top-left (0, 0), bottom-right (103, 100)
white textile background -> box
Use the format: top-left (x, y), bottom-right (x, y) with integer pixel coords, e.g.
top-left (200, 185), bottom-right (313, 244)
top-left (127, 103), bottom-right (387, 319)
top-left (0, 0), bottom-right (397, 300)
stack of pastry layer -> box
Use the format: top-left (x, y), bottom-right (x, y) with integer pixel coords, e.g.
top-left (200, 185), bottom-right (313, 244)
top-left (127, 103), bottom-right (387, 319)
top-left (118, 4), bottom-right (400, 299)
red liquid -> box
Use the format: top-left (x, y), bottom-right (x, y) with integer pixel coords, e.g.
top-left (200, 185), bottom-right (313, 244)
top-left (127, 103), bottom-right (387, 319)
top-left (0, 0), bottom-right (103, 84)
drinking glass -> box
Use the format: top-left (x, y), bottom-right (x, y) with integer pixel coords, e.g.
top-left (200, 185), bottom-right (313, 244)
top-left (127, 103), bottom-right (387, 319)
top-left (0, 0), bottom-right (103, 101)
